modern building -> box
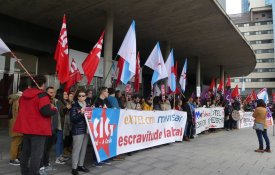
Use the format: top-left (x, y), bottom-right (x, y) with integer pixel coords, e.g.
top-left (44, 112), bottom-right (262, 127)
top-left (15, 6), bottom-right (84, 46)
top-left (242, 0), bottom-right (250, 13)
top-left (218, 0), bottom-right (226, 11)
top-left (230, 5), bottom-right (275, 95)
top-left (0, 0), bottom-right (256, 127)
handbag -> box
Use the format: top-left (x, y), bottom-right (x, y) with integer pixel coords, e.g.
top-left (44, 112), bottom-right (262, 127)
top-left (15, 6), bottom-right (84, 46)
top-left (253, 122), bottom-right (264, 131)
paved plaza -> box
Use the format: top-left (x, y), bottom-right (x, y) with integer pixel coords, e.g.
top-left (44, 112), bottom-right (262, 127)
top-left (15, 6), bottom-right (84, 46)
top-left (0, 128), bottom-right (274, 175)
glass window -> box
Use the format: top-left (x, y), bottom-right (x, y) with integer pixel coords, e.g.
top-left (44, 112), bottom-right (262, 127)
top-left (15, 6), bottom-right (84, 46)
top-left (244, 23), bottom-right (249, 27)
top-left (244, 32), bottom-right (250, 36)
top-left (255, 22), bottom-right (261, 26)
top-left (267, 21), bottom-right (273, 25)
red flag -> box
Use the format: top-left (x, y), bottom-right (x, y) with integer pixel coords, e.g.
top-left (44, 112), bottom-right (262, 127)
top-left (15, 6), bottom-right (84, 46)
top-left (208, 78), bottom-right (215, 92)
top-left (116, 57), bottom-right (125, 86)
top-left (54, 15), bottom-right (70, 83)
top-left (82, 32), bottom-right (104, 85)
top-left (65, 58), bottom-right (82, 92)
top-left (226, 75), bottom-right (231, 87)
top-left (246, 89), bottom-right (257, 103)
top-left (231, 85), bottom-right (239, 98)
top-left (134, 52), bottom-right (140, 92)
top-left (217, 78), bottom-right (224, 92)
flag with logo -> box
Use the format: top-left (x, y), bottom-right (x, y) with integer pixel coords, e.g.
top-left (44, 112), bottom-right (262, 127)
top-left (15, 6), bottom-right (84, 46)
top-left (54, 15), bottom-right (70, 83)
top-left (117, 20), bottom-right (136, 85)
top-left (145, 42), bottom-right (168, 85)
top-left (82, 32), bottom-right (104, 85)
top-left (65, 58), bottom-right (82, 92)
top-left (179, 59), bottom-right (187, 92)
top-left (165, 49), bottom-right (176, 92)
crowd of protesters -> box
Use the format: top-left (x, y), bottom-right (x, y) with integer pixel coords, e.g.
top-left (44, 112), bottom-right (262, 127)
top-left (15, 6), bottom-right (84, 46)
top-left (7, 75), bottom-right (273, 175)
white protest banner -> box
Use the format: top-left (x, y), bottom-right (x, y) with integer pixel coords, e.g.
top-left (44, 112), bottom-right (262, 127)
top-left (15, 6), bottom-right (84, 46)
top-left (85, 108), bottom-right (187, 162)
top-left (195, 108), bottom-right (211, 134)
top-left (209, 107), bottom-right (225, 128)
top-left (195, 107), bottom-right (224, 134)
top-left (237, 112), bottom-right (254, 129)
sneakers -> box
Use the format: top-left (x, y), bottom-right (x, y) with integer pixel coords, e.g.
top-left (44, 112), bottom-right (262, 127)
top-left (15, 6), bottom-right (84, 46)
top-left (254, 149), bottom-right (264, 153)
top-left (39, 168), bottom-right (48, 175)
top-left (102, 160), bottom-right (112, 165)
top-left (55, 157), bottom-right (66, 164)
top-left (9, 159), bottom-right (20, 166)
top-left (93, 162), bottom-right (104, 168)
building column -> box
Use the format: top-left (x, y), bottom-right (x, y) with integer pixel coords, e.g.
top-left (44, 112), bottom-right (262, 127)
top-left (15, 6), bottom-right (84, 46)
top-left (103, 11), bottom-right (114, 87)
top-left (196, 56), bottom-right (201, 97)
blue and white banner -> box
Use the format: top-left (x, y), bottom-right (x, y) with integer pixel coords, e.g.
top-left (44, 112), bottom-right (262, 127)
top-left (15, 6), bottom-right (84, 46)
top-left (85, 108), bottom-right (187, 162)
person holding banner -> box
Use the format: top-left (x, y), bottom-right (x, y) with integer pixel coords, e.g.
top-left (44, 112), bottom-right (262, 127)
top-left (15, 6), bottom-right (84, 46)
top-left (253, 99), bottom-right (271, 153)
top-left (182, 98), bottom-right (193, 141)
top-left (70, 90), bottom-right (90, 175)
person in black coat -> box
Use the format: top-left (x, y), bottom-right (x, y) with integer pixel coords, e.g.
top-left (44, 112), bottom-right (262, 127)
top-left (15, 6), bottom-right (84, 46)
top-left (182, 97), bottom-right (193, 141)
top-left (70, 90), bottom-right (90, 175)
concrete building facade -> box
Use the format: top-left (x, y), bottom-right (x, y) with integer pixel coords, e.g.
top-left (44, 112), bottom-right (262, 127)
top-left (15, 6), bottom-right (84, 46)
top-left (230, 5), bottom-right (275, 95)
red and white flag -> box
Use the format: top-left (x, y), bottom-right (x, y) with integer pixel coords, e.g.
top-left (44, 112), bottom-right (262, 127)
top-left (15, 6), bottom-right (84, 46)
top-left (82, 32), bottom-right (104, 85)
top-left (134, 52), bottom-right (140, 92)
top-left (0, 38), bottom-right (11, 54)
top-left (246, 89), bottom-right (257, 103)
top-left (54, 15), bottom-right (70, 83)
top-left (226, 75), bottom-right (231, 88)
top-left (65, 58), bottom-right (82, 92)
top-left (217, 78), bottom-right (224, 93)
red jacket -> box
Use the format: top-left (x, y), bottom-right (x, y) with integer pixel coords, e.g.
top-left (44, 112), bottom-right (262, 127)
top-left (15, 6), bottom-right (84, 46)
top-left (13, 88), bottom-right (57, 136)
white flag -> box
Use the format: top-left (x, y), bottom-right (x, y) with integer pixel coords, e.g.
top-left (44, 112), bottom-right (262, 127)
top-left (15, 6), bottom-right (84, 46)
top-left (0, 38), bottom-right (11, 55)
top-left (145, 42), bottom-right (168, 85)
top-left (117, 20), bottom-right (136, 84)
top-left (179, 59), bottom-right (187, 92)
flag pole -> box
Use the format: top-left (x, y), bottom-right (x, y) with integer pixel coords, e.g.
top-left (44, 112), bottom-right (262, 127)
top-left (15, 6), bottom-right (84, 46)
top-left (93, 55), bottom-right (119, 105)
top-left (11, 52), bottom-right (39, 88)
top-left (173, 92), bottom-right (176, 109)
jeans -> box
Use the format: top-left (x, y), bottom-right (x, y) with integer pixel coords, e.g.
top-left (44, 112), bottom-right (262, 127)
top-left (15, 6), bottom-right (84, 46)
top-left (41, 135), bottom-right (55, 167)
top-left (184, 121), bottom-right (193, 138)
top-left (20, 134), bottom-right (46, 175)
top-left (56, 130), bottom-right (64, 158)
top-left (256, 129), bottom-right (270, 150)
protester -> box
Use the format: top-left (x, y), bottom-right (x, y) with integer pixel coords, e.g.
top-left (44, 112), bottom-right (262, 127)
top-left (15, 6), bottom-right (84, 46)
top-left (224, 102), bottom-right (234, 131)
top-left (175, 99), bottom-right (183, 111)
top-left (161, 96), bottom-right (171, 110)
top-left (107, 88), bottom-right (120, 108)
top-left (253, 99), bottom-right (271, 153)
top-left (85, 89), bottom-right (94, 106)
top-left (115, 90), bottom-right (124, 109)
top-left (8, 91), bottom-right (23, 166)
top-left (182, 97), bottom-right (193, 141)
top-left (94, 87), bottom-right (110, 108)
top-left (13, 75), bottom-right (57, 175)
top-left (126, 94), bottom-right (142, 110)
top-left (70, 90), bottom-right (90, 175)
top-left (153, 96), bottom-right (162, 110)
top-left (63, 92), bottom-right (74, 156)
top-left (143, 96), bottom-right (153, 111)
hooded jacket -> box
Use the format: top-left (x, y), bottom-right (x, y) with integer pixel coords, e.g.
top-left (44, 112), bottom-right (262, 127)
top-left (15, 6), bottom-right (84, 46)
top-left (13, 88), bottom-right (57, 136)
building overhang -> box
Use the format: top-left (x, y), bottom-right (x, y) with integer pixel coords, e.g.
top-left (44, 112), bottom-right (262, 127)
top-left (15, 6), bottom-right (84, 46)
top-left (0, 0), bottom-right (256, 80)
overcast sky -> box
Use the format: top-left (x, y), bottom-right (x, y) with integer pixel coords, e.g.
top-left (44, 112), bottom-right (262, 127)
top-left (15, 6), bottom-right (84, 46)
top-left (227, 0), bottom-right (241, 14)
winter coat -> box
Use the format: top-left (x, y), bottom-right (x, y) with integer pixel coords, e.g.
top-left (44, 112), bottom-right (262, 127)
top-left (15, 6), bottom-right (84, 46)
top-left (13, 88), bottom-right (57, 136)
top-left (8, 92), bottom-right (23, 137)
top-left (70, 101), bottom-right (87, 136)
